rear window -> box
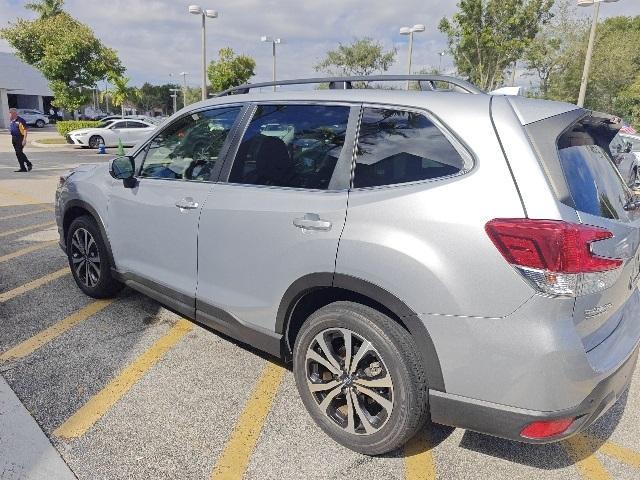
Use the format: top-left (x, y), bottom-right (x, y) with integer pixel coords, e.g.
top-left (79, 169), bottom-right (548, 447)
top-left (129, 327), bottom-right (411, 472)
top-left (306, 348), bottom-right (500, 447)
top-left (557, 115), bottom-right (634, 221)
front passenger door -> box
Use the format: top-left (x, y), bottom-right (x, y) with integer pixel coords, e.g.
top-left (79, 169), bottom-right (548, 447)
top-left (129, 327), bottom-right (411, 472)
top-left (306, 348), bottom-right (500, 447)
top-left (107, 105), bottom-right (243, 315)
top-left (196, 103), bottom-right (358, 338)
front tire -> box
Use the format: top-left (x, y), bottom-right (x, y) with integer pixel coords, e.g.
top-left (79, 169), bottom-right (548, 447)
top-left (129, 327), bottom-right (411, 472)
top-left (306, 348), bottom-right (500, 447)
top-left (66, 215), bottom-right (123, 298)
top-left (293, 301), bottom-right (429, 455)
top-left (35, 119), bottom-right (45, 128)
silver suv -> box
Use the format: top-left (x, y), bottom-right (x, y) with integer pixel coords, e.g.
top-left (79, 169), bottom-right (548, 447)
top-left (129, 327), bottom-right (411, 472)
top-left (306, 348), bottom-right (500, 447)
top-left (55, 76), bottom-right (640, 455)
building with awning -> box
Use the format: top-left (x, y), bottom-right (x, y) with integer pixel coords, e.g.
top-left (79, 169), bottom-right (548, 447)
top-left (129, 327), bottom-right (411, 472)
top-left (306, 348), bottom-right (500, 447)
top-left (0, 52), bottom-right (53, 128)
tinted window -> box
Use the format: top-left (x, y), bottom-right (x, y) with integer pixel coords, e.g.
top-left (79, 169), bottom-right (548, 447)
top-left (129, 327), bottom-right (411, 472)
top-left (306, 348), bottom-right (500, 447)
top-left (353, 108), bottom-right (464, 188)
top-left (558, 116), bottom-right (633, 220)
top-left (229, 104), bottom-right (350, 190)
top-left (126, 121), bottom-right (148, 128)
top-left (110, 121), bottom-right (126, 129)
top-left (139, 106), bottom-right (241, 181)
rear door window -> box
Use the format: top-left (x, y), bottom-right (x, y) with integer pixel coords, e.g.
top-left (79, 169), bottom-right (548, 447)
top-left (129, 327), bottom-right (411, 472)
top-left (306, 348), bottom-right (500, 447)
top-left (557, 116), bottom-right (634, 221)
top-left (352, 108), bottom-right (466, 188)
top-left (228, 104), bottom-right (350, 190)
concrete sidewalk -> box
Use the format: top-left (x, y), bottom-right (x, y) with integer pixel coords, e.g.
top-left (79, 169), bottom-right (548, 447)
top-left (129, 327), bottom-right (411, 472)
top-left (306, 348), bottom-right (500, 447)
top-left (0, 374), bottom-right (76, 480)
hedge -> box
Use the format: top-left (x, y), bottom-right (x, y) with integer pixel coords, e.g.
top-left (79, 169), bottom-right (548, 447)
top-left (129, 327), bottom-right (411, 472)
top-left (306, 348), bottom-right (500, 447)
top-left (55, 120), bottom-right (102, 137)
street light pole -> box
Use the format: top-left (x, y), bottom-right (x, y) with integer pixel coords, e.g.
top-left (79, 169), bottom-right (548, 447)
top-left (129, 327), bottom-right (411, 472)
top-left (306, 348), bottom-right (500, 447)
top-left (577, 0), bottom-right (619, 107)
top-left (180, 72), bottom-right (189, 108)
top-left (261, 36), bottom-right (282, 92)
top-left (189, 5), bottom-right (218, 102)
top-left (399, 24), bottom-right (425, 90)
top-left (169, 88), bottom-right (180, 114)
top-left (438, 51), bottom-right (445, 73)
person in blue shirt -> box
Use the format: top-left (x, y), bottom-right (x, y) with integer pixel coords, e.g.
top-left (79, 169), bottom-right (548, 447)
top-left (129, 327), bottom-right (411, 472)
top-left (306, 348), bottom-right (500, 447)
top-left (9, 108), bottom-right (33, 172)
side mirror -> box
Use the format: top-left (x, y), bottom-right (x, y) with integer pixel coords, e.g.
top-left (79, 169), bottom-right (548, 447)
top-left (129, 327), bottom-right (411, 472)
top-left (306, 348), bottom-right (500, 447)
top-left (109, 156), bottom-right (137, 188)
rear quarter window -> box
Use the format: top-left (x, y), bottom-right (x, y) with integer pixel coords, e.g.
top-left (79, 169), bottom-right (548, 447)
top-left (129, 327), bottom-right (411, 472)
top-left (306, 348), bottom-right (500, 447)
top-left (352, 108), bottom-right (467, 188)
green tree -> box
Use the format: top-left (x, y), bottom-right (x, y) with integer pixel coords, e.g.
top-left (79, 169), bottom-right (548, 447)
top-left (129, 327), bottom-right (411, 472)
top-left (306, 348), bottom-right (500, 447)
top-left (135, 83), bottom-right (178, 114)
top-left (207, 47), bottom-right (256, 93)
top-left (1, 11), bottom-right (124, 111)
top-left (25, 0), bottom-right (64, 19)
top-left (184, 86), bottom-right (203, 106)
top-left (617, 75), bottom-right (640, 129)
top-left (524, 0), bottom-right (588, 98)
top-left (543, 16), bottom-right (640, 113)
top-left (439, 0), bottom-right (554, 91)
top-left (105, 76), bottom-right (138, 116)
top-left (315, 37), bottom-right (396, 77)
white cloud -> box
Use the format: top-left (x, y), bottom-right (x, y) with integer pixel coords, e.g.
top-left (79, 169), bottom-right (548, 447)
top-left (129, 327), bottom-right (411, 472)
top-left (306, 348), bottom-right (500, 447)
top-left (0, 0), bottom-right (638, 87)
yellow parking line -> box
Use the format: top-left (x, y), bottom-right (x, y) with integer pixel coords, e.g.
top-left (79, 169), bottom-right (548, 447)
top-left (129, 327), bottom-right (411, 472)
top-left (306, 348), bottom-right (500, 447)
top-left (53, 318), bottom-right (193, 440)
top-left (0, 299), bottom-right (114, 362)
top-left (564, 435), bottom-right (611, 480)
top-left (210, 362), bottom-right (286, 480)
top-left (0, 240), bottom-right (58, 264)
top-left (0, 267), bottom-right (69, 303)
top-left (598, 440), bottom-right (640, 469)
top-left (404, 429), bottom-right (437, 480)
top-left (0, 221), bottom-right (56, 238)
top-left (0, 208), bottom-right (52, 221)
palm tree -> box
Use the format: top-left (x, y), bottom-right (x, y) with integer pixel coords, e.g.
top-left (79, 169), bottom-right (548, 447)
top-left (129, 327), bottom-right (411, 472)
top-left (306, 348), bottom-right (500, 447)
top-left (25, 0), bottom-right (65, 19)
top-left (104, 76), bottom-right (138, 117)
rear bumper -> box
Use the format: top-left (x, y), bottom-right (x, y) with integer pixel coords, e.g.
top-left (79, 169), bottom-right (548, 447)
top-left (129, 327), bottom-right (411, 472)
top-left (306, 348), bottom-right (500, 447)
top-left (429, 342), bottom-right (639, 443)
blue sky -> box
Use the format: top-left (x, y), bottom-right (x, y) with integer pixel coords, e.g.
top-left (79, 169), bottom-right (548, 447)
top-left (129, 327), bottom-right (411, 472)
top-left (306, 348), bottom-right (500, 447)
top-left (1, 0), bottom-right (638, 88)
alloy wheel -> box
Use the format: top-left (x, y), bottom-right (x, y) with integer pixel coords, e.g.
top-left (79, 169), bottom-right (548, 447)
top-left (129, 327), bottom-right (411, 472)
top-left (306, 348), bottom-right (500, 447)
top-left (305, 328), bottom-right (394, 435)
top-left (70, 227), bottom-right (101, 288)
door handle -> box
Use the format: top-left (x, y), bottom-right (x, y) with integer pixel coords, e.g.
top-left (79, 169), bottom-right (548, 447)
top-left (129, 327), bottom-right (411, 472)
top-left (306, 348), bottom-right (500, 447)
top-left (293, 213), bottom-right (332, 231)
top-left (175, 198), bottom-right (199, 210)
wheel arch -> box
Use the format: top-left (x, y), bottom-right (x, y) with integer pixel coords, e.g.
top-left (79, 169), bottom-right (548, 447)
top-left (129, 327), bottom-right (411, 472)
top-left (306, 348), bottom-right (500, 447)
top-left (62, 199), bottom-right (116, 269)
top-left (277, 273), bottom-right (445, 392)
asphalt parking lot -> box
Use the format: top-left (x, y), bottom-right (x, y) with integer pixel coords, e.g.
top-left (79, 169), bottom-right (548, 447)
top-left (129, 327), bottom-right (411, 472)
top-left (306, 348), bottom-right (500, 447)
top-left (1, 145), bottom-right (640, 479)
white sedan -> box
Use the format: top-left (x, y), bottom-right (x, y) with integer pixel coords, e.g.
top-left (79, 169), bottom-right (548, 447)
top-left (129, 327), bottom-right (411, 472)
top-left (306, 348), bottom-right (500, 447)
top-left (66, 119), bottom-right (156, 148)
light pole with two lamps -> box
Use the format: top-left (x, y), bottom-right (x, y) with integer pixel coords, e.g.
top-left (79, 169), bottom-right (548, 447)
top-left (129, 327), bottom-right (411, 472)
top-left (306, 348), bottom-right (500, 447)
top-left (261, 36), bottom-right (282, 91)
top-left (189, 5), bottom-right (218, 101)
top-left (399, 24), bottom-right (425, 90)
top-left (577, 0), bottom-right (619, 107)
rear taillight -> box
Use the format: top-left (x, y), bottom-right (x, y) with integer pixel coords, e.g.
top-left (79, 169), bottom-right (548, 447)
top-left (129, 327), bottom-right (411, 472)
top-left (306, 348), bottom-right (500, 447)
top-left (486, 219), bottom-right (623, 297)
top-left (520, 417), bottom-right (576, 439)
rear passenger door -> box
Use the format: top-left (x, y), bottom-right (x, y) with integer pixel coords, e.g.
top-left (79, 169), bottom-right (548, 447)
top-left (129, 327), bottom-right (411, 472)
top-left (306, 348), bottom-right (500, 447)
top-left (196, 103), bottom-right (358, 342)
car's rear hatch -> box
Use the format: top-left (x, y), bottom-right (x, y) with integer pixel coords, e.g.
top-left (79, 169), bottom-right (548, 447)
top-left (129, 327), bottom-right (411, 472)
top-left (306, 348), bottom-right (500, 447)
top-left (527, 110), bottom-right (640, 352)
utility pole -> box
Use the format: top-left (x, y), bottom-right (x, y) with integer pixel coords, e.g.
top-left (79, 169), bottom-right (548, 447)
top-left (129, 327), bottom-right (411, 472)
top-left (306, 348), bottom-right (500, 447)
top-left (180, 72), bottom-right (189, 108)
top-left (400, 24), bottom-right (425, 90)
top-left (261, 36), bottom-right (282, 92)
top-left (189, 5), bottom-right (218, 101)
top-left (576, 0), bottom-right (619, 107)
top-left (169, 88), bottom-right (180, 114)
top-left (578, 1), bottom-right (600, 107)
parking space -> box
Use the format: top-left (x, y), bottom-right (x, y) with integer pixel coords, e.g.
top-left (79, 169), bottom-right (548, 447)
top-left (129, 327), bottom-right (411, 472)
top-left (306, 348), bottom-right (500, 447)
top-left (1, 149), bottom-right (640, 479)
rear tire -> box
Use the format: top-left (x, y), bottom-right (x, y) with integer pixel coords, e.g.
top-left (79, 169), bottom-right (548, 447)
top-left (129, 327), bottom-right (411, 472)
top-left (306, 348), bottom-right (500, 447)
top-left (35, 119), bottom-right (45, 128)
top-left (66, 215), bottom-right (123, 298)
top-left (293, 301), bottom-right (429, 455)
top-left (88, 135), bottom-right (104, 149)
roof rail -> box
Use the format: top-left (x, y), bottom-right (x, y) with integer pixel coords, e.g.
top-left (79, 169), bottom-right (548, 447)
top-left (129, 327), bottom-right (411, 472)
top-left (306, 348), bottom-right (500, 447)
top-left (215, 75), bottom-right (484, 97)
